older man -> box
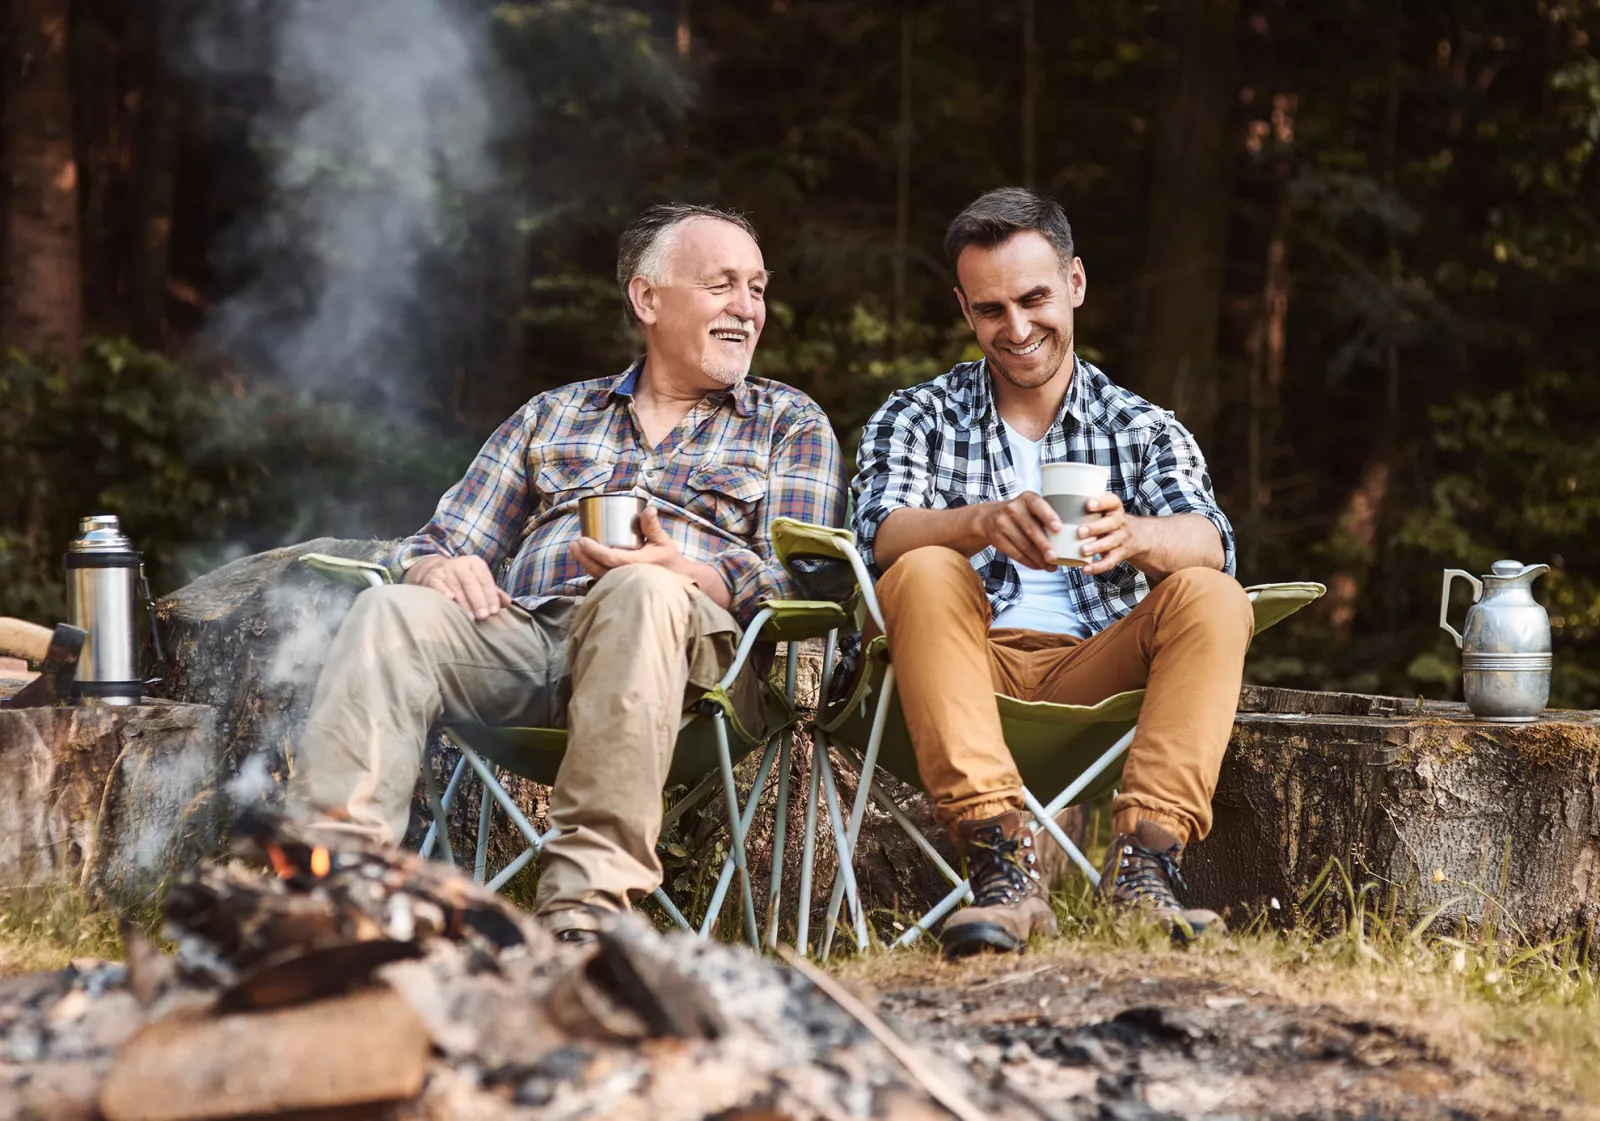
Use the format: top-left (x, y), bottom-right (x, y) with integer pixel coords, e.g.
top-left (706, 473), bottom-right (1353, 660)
top-left (853, 188), bottom-right (1252, 958)
top-left (289, 203), bottom-right (846, 941)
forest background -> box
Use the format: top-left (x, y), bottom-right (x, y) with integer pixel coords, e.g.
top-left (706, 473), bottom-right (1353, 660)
top-left (2, 0), bottom-right (1598, 706)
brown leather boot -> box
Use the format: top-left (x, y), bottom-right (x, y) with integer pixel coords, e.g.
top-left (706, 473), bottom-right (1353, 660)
top-left (1032, 804), bottom-right (1088, 892)
top-left (939, 811), bottom-right (1059, 958)
top-left (1097, 820), bottom-right (1222, 943)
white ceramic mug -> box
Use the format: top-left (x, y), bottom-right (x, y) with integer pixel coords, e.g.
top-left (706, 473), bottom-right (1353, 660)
top-left (1039, 461), bottom-right (1111, 567)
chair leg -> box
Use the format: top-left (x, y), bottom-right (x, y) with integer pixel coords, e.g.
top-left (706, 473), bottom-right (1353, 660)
top-left (425, 756), bottom-right (456, 868)
top-left (816, 735), bottom-right (867, 961)
top-left (649, 887), bottom-right (693, 931)
top-left (420, 752), bottom-right (469, 861)
top-left (458, 743), bottom-right (545, 894)
top-left (699, 732), bottom-right (780, 940)
top-left (662, 770), bottom-right (722, 832)
top-left (713, 712), bottom-right (761, 948)
top-left (866, 776), bottom-right (969, 892)
top-left (485, 847), bottom-right (537, 893)
top-left (765, 731), bottom-right (794, 949)
top-left (763, 644), bottom-right (800, 950)
top-left (796, 732), bottom-right (824, 955)
top-left (474, 779), bottom-right (493, 885)
top-left (820, 667), bottom-right (895, 955)
top-left (1023, 786), bottom-right (1100, 886)
top-left (893, 726), bottom-right (1138, 949)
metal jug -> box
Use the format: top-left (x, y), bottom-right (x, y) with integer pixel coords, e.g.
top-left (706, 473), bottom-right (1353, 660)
top-left (63, 515), bottom-right (159, 705)
top-left (1439, 559), bottom-right (1551, 723)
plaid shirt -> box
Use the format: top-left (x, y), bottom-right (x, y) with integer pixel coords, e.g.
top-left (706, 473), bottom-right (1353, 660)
top-left (394, 363), bottom-right (846, 627)
top-left (852, 356), bottom-right (1235, 634)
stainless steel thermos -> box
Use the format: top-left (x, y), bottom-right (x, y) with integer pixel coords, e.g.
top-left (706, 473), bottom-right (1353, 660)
top-left (64, 515), bottom-right (156, 705)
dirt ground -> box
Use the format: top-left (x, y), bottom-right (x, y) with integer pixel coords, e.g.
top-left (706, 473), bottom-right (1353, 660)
top-left (846, 945), bottom-right (1592, 1121)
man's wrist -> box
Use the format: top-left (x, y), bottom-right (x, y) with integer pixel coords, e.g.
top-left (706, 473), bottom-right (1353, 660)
top-left (404, 555), bottom-right (444, 584)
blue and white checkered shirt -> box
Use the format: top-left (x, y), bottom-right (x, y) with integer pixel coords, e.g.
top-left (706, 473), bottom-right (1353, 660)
top-left (851, 356), bottom-right (1236, 634)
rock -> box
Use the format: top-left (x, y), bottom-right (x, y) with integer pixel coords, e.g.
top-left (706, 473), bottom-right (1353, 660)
top-left (0, 701), bottom-right (219, 903)
top-left (1185, 700), bottom-right (1600, 940)
top-left (154, 536), bottom-right (395, 791)
top-left (97, 986), bottom-right (431, 1121)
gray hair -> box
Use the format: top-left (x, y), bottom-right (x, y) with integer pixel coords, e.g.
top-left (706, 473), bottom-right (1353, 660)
top-left (944, 188), bottom-right (1075, 282)
top-left (616, 203), bottom-right (760, 328)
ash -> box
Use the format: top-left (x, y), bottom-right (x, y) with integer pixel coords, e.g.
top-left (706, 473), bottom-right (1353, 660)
top-left (0, 812), bottom-right (1023, 1120)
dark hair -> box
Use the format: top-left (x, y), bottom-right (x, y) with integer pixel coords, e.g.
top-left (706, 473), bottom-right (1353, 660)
top-left (943, 188), bottom-right (1075, 280)
top-left (616, 203), bottom-right (760, 327)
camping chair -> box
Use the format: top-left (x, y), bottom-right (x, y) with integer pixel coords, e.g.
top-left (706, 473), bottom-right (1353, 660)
top-left (299, 552), bottom-right (850, 948)
top-left (767, 518), bottom-right (1326, 958)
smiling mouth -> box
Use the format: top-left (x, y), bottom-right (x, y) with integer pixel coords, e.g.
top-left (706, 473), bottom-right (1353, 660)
top-left (711, 329), bottom-right (749, 343)
top-left (1002, 336), bottom-right (1046, 356)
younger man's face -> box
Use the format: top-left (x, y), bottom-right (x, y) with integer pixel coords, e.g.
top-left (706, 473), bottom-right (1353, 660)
top-left (954, 231), bottom-right (1086, 391)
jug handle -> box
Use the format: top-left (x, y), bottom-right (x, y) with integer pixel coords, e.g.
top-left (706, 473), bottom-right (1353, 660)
top-left (1439, 569), bottom-right (1482, 649)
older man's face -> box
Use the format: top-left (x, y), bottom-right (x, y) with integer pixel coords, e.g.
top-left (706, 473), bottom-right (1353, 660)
top-left (646, 218), bottom-right (768, 387)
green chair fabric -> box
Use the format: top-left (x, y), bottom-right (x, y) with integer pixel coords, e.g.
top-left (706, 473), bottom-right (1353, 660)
top-left (818, 582), bottom-right (1327, 807)
top-left (299, 551), bottom-right (846, 782)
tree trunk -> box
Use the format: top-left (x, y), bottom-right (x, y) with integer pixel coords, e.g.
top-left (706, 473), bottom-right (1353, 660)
top-left (2, 0), bottom-right (83, 362)
top-left (1021, 0), bottom-right (1037, 189)
top-left (1132, 0), bottom-right (1238, 445)
top-left (128, 0), bottom-right (178, 349)
top-left (890, 2), bottom-right (913, 360)
top-left (1321, 445), bottom-right (1392, 636)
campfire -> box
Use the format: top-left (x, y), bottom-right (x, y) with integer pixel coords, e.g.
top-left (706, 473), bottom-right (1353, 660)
top-left (0, 811), bottom-right (1010, 1120)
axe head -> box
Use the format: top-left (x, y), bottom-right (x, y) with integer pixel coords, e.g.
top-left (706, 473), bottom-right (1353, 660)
top-left (2, 624), bottom-right (86, 708)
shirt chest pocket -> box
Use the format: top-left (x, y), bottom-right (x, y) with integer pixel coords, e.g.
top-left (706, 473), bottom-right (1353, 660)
top-left (534, 456), bottom-right (616, 512)
top-left (686, 463), bottom-right (766, 540)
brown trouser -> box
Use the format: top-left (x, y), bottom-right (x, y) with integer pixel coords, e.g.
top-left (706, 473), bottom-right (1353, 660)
top-left (286, 565), bottom-right (764, 928)
top-left (874, 547), bottom-right (1253, 845)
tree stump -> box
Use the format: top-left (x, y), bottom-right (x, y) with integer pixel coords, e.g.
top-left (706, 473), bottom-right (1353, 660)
top-left (0, 701), bottom-right (219, 904)
top-left (154, 536), bottom-right (394, 787)
top-left (1184, 699), bottom-right (1600, 941)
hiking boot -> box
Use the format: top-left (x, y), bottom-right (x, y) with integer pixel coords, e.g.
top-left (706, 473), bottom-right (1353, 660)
top-left (1033, 804), bottom-right (1088, 892)
top-left (1097, 820), bottom-right (1223, 943)
top-left (939, 811), bottom-right (1059, 959)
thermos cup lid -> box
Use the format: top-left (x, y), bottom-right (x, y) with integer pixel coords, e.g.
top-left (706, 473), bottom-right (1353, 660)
top-left (70, 514), bottom-right (134, 553)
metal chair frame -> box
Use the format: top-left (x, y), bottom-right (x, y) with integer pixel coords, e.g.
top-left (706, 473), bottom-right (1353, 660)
top-left (302, 554), bottom-right (843, 948)
top-left (764, 523), bottom-right (1325, 959)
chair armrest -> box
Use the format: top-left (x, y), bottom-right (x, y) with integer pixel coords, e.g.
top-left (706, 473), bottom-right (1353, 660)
top-left (301, 552), bottom-right (393, 588)
top-left (1244, 581), bottom-right (1327, 635)
top-left (757, 599), bottom-right (854, 642)
top-left (772, 517), bottom-right (857, 566)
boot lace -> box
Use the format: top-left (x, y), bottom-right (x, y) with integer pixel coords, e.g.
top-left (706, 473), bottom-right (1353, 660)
top-left (1112, 840), bottom-right (1187, 912)
top-left (965, 827), bottom-right (1039, 907)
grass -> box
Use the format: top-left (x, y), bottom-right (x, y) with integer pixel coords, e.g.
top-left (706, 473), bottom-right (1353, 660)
top-left (0, 887), bottom-right (134, 977)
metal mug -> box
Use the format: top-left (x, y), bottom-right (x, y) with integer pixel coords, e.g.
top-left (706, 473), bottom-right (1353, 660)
top-left (1040, 461), bottom-right (1110, 568)
top-left (578, 494), bottom-right (646, 549)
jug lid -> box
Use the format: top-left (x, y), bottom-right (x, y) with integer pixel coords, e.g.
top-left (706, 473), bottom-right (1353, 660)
top-left (70, 514), bottom-right (133, 553)
top-left (1490, 559), bottom-right (1526, 577)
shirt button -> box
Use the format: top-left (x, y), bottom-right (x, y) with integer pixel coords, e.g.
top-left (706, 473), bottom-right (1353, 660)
top-left (644, 468), bottom-right (658, 479)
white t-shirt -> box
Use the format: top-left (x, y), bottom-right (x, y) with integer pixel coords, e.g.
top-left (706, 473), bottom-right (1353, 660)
top-left (990, 420), bottom-right (1090, 638)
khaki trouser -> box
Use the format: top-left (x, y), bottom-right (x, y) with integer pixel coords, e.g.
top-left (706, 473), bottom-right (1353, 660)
top-left (873, 546), bottom-right (1253, 845)
top-left (286, 565), bottom-right (764, 925)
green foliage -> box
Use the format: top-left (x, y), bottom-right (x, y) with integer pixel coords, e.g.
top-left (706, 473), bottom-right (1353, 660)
top-left (0, 340), bottom-right (257, 621)
top-left (0, 339), bottom-right (474, 621)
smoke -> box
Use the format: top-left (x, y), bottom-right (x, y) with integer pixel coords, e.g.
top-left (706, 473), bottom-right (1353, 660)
top-left (183, 0), bottom-right (522, 413)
